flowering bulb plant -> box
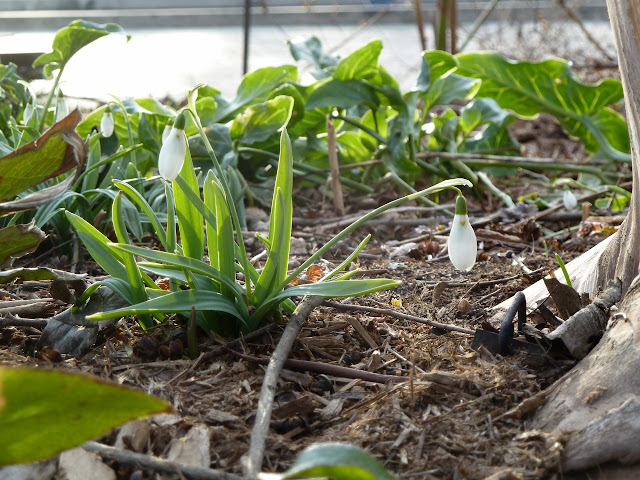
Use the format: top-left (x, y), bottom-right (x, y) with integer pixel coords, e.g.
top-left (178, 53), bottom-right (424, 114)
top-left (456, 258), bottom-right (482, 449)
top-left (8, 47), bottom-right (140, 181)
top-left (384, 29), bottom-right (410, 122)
top-left (448, 194), bottom-right (477, 271)
top-left (67, 86), bottom-right (472, 335)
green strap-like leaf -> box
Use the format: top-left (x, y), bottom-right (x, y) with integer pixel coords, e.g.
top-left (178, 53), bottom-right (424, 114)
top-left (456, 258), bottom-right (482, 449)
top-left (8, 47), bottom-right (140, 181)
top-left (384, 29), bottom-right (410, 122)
top-left (87, 290), bottom-right (245, 324)
top-left (173, 149), bottom-right (204, 261)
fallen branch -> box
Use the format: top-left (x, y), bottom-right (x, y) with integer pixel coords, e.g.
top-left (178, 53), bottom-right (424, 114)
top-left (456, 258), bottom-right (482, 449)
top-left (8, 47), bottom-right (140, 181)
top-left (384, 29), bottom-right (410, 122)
top-left (83, 441), bottom-right (243, 480)
top-left (324, 300), bottom-right (474, 334)
top-left (546, 279), bottom-right (622, 358)
top-left (241, 295), bottom-right (324, 479)
top-left (227, 349), bottom-right (408, 384)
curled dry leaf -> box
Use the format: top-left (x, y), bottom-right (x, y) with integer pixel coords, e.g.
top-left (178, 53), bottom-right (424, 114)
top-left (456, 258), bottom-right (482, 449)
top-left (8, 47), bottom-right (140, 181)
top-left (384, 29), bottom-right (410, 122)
top-left (0, 109), bottom-right (88, 213)
top-left (289, 264), bottom-right (326, 286)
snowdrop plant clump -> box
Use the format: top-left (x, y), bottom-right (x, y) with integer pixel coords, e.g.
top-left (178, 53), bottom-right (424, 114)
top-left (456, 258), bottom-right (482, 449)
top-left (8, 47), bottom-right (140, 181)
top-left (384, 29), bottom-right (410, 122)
top-left (448, 194), bottom-right (477, 271)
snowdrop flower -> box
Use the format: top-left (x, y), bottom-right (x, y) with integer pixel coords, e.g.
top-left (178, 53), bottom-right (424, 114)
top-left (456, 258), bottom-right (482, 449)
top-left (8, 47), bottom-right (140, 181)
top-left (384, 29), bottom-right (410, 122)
top-left (563, 188), bottom-right (577, 210)
top-left (448, 195), bottom-right (477, 272)
top-left (55, 90), bottom-right (68, 122)
top-left (100, 105), bottom-right (114, 137)
top-left (158, 112), bottom-right (187, 181)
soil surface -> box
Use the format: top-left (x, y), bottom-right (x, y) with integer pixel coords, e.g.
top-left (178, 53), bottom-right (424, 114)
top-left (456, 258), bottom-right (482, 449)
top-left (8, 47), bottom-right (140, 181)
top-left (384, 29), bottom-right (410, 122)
top-left (0, 70), bottom-right (627, 479)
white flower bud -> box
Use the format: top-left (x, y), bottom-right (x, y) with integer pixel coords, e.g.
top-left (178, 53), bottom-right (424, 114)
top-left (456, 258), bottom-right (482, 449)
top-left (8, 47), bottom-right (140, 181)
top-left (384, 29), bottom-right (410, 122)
top-left (563, 189), bottom-right (577, 210)
top-left (448, 196), bottom-right (477, 271)
top-left (100, 106), bottom-right (114, 137)
top-left (158, 113), bottom-right (186, 182)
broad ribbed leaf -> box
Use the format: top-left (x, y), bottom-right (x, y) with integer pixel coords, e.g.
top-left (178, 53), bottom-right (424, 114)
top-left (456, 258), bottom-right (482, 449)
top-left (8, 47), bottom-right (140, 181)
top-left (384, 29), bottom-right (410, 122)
top-left (0, 224), bottom-right (45, 265)
top-left (230, 95), bottom-right (294, 145)
top-left (455, 52), bottom-right (629, 158)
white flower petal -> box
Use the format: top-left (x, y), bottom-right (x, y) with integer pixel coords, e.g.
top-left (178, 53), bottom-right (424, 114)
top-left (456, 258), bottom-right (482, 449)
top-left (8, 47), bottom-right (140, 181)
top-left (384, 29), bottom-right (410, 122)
top-left (158, 127), bottom-right (186, 181)
top-left (100, 112), bottom-right (114, 137)
top-left (448, 214), bottom-right (477, 271)
top-left (162, 124), bottom-right (172, 142)
top-left (563, 190), bottom-right (577, 210)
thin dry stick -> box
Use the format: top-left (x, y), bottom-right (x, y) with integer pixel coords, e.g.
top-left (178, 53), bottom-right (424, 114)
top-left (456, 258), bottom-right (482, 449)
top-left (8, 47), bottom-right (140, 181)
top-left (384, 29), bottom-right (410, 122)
top-left (324, 301), bottom-right (475, 334)
top-left (556, 0), bottom-right (615, 61)
top-left (450, 0), bottom-right (457, 53)
top-left (83, 441), bottom-right (243, 480)
top-left (413, 0), bottom-right (427, 50)
top-left (242, 296), bottom-right (325, 479)
top-left (326, 115), bottom-right (345, 216)
top-left (417, 150), bottom-right (615, 166)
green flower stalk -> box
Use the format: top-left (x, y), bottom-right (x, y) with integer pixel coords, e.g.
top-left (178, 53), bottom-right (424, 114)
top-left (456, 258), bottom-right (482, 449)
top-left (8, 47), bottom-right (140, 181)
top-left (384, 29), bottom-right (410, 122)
top-left (158, 112), bottom-right (186, 181)
top-left (448, 195), bottom-right (477, 271)
top-left (100, 105), bottom-right (114, 137)
top-left (54, 90), bottom-right (68, 122)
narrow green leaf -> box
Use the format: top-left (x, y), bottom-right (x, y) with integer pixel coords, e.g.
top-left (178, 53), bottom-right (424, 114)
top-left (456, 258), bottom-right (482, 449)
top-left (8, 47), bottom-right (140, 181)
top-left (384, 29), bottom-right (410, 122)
top-left (0, 366), bottom-right (171, 465)
top-left (107, 243), bottom-right (244, 303)
top-left (210, 174), bottom-right (236, 299)
top-left (65, 211), bottom-right (128, 280)
top-left (113, 180), bottom-right (168, 250)
top-left (283, 443), bottom-right (397, 480)
top-left (87, 290), bottom-right (245, 324)
top-left (173, 150), bottom-right (204, 261)
top-left (112, 192), bottom-right (151, 327)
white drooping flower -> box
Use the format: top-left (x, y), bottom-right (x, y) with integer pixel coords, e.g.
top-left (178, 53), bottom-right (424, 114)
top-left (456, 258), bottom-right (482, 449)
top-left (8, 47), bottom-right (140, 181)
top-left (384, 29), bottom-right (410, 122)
top-left (563, 189), bottom-right (577, 210)
top-left (448, 195), bottom-right (477, 272)
top-left (100, 106), bottom-right (114, 137)
top-left (158, 112), bottom-right (187, 181)
top-left (55, 90), bottom-right (68, 122)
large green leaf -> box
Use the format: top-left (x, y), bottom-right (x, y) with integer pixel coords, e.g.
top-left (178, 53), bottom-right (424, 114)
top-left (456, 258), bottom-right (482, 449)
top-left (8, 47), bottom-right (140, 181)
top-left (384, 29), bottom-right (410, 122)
top-left (334, 40), bottom-right (382, 81)
top-left (87, 290), bottom-right (245, 323)
top-left (0, 367), bottom-right (171, 465)
top-left (288, 36), bottom-right (338, 79)
top-left (213, 65), bottom-right (298, 122)
top-left (33, 20), bottom-right (128, 77)
top-left (306, 78), bottom-right (379, 110)
top-left (283, 443), bottom-right (397, 480)
top-left (455, 52), bottom-right (629, 158)
top-left (230, 95), bottom-right (294, 145)
top-left (415, 50), bottom-right (458, 93)
top-left (0, 224), bottom-right (45, 265)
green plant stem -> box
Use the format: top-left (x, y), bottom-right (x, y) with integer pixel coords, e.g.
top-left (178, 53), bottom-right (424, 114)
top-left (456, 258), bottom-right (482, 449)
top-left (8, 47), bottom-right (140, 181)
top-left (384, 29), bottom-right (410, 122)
top-left (39, 66), bottom-right (64, 131)
top-left (388, 172), bottom-right (455, 215)
top-left (73, 144), bottom-right (143, 190)
top-left (555, 253), bottom-right (572, 287)
top-left (332, 114), bottom-right (388, 145)
top-left (184, 107), bottom-right (252, 298)
top-left (419, 151), bottom-right (615, 182)
top-left (477, 171), bottom-right (514, 207)
top-left (110, 97), bottom-right (137, 166)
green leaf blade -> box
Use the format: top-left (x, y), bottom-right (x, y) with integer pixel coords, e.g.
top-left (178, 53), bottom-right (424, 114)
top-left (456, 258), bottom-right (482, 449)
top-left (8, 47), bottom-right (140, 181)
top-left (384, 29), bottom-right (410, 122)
top-left (0, 367), bottom-right (171, 465)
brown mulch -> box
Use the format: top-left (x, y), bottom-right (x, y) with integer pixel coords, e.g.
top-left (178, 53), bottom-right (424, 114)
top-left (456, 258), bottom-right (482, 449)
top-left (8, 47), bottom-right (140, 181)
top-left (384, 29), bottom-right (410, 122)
top-left (0, 95), bottom-right (627, 479)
